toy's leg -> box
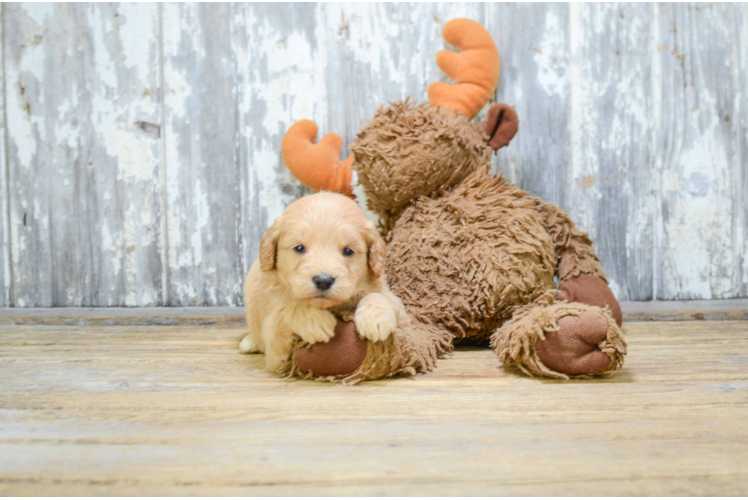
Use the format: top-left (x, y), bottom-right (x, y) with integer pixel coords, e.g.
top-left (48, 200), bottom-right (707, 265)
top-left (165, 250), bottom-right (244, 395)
top-left (281, 316), bottom-right (452, 384)
top-left (491, 300), bottom-right (626, 379)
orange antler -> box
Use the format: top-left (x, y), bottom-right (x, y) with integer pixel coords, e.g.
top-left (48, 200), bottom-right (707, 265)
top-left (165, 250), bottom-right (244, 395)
top-left (427, 19), bottom-right (500, 119)
top-left (281, 120), bottom-right (353, 197)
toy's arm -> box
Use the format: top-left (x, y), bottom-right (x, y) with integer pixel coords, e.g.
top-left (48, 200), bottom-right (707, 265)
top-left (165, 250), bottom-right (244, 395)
top-left (533, 200), bottom-right (606, 283)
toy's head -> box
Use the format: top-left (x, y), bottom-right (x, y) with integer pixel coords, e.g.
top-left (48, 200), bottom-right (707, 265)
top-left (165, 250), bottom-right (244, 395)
top-left (349, 101), bottom-right (491, 219)
top-left (281, 19), bottom-right (518, 221)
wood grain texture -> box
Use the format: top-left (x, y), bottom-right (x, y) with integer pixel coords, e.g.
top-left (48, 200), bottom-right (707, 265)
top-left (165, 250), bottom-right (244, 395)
top-left (233, 3), bottom-right (320, 274)
top-left (5, 3), bottom-right (87, 307)
top-left (490, 3), bottom-right (654, 301)
top-left (162, 3), bottom-right (320, 306)
top-left (0, 3), bottom-right (8, 308)
top-left (488, 3), bottom-right (571, 208)
top-left (4, 4), bottom-right (163, 307)
top-left (161, 3), bottom-right (241, 306)
top-left (1, 320), bottom-right (747, 495)
top-left (654, 3), bottom-right (741, 300)
top-left (736, 3), bottom-right (748, 298)
top-left (568, 3), bottom-right (655, 300)
top-left (1, 3), bottom-right (746, 305)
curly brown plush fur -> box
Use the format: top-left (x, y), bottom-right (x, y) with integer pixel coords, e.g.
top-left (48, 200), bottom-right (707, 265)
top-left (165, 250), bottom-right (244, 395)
top-left (351, 101), bottom-right (491, 231)
top-left (385, 168), bottom-right (557, 342)
top-left (352, 102), bottom-right (625, 378)
top-left (282, 314), bottom-right (452, 385)
top-left (491, 297), bottom-right (625, 379)
top-left (284, 100), bottom-right (626, 382)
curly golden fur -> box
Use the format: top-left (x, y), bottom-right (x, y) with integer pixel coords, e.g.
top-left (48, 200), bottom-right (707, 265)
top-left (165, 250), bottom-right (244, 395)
top-left (240, 192), bottom-right (404, 373)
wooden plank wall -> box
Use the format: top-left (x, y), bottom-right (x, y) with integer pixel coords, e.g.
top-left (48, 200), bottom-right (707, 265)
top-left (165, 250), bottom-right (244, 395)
top-left (0, 3), bottom-right (745, 306)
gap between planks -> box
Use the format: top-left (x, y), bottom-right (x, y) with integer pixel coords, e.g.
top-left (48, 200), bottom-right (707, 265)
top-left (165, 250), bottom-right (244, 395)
top-left (0, 299), bottom-right (746, 326)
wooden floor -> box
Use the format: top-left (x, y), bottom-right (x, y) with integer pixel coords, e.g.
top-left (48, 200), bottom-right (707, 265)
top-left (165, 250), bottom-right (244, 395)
top-left (1, 320), bottom-right (748, 496)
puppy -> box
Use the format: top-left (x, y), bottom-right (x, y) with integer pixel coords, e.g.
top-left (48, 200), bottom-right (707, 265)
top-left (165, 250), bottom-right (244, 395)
top-left (239, 192), bottom-right (404, 373)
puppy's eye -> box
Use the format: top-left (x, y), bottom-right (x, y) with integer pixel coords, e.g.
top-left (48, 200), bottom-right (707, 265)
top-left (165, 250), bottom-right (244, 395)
top-left (342, 247), bottom-right (354, 257)
top-left (293, 245), bottom-right (305, 254)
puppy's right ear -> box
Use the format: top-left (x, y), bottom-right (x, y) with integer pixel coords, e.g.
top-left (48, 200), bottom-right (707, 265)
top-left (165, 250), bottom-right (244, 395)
top-left (364, 224), bottom-right (386, 278)
top-left (259, 219), bottom-right (282, 271)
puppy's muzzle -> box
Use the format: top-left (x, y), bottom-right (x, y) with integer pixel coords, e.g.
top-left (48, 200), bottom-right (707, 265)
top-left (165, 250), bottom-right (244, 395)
top-left (313, 274), bottom-right (335, 291)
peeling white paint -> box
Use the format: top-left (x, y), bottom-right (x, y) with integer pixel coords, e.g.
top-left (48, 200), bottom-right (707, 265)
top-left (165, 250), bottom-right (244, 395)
top-left (117, 4), bottom-right (157, 82)
top-left (663, 129), bottom-right (734, 298)
top-left (5, 3), bottom-right (163, 306)
top-left (21, 3), bottom-right (54, 28)
top-left (2, 3), bottom-right (746, 306)
top-left (6, 84), bottom-right (36, 168)
top-left (535, 9), bottom-right (568, 97)
top-left (654, 3), bottom-right (740, 300)
top-left (0, 5), bottom-right (9, 307)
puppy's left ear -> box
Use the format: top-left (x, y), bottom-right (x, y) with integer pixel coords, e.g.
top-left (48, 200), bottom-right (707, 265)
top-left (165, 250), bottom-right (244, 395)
top-left (259, 219), bottom-right (283, 271)
top-left (364, 225), bottom-right (386, 278)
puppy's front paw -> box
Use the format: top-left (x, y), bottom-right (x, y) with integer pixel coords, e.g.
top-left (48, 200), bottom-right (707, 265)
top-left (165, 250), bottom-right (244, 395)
top-left (355, 294), bottom-right (397, 342)
top-left (239, 334), bottom-right (261, 353)
top-left (294, 307), bottom-right (337, 345)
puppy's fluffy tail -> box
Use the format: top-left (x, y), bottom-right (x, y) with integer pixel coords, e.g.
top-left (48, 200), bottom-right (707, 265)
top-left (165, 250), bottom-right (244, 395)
top-left (282, 316), bottom-right (453, 385)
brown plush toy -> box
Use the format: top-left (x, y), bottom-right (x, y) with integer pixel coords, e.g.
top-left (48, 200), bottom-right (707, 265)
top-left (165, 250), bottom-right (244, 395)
top-left (279, 19), bottom-right (626, 383)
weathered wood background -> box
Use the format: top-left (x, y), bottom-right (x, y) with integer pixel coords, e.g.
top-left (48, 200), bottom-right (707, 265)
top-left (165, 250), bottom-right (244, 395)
top-left (0, 3), bottom-right (745, 307)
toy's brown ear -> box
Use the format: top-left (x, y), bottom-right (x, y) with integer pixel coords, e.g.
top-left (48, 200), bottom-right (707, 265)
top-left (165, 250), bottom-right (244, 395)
top-left (364, 225), bottom-right (386, 278)
top-left (480, 103), bottom-right (519, 151)
top-left (259, 219), bottom-right (283, 271)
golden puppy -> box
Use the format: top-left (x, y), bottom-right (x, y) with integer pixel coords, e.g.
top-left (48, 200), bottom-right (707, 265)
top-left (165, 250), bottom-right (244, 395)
top-left (239, 192), bottom-right (404, 372)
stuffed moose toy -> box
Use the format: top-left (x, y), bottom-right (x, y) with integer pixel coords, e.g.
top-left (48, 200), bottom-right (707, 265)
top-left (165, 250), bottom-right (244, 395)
top-left (277, 19), bottom-right (626, 383)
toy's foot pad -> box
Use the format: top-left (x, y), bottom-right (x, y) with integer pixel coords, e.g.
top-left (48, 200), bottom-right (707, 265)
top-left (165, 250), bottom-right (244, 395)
top-left (536, 312), bottom-right (613, 375)
top-left (294, 320), bottom-right (368, 376)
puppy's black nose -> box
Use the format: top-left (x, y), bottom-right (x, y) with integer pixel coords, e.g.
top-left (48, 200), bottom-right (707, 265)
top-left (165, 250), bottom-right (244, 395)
top-left (313, 274), bottom-right (335, 291)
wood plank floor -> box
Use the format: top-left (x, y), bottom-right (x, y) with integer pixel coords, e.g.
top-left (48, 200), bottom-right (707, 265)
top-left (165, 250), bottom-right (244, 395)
top-left (1, 320), bottom-right (747, 495)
